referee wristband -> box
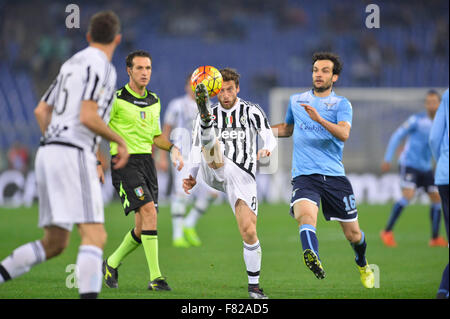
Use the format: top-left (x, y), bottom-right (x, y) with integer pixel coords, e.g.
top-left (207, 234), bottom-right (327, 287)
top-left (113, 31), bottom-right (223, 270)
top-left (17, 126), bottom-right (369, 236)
top-left (169, 144), bottom-right (175, 153)
top-left (96, 160), bottom-right (102, 166)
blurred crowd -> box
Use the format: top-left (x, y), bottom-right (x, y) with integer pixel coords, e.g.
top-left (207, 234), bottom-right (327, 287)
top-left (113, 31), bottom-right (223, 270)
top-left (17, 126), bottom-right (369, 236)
top-left (0, 0), bottom-right (448, 158)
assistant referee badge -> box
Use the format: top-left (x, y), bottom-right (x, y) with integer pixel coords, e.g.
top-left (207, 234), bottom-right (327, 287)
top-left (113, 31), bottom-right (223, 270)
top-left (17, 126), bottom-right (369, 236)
top-left (140, 111), bottom-right (146, 120)
top-left (134, 186), bottom-right (145, 200)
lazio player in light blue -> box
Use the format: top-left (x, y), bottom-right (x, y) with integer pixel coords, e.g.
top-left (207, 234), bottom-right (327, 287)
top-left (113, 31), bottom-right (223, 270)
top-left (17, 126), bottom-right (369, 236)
top-left (272, 52), bottom-right (374, 288)
top-left (429, 89), bottom-right (449, 299)
top-left (380, 90), bottom-right (446, 248)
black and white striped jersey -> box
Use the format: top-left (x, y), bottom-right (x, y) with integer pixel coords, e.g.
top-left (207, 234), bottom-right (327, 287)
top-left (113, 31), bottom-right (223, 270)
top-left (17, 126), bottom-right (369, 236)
top-left (40, 46), bottom-right (117, 153)
top-left (191, 97), bottom-right (277, 179)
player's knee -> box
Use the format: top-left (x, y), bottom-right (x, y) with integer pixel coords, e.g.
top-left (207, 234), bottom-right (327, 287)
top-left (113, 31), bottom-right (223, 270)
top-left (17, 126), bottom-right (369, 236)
top-left (344, 229), bottom-right (361, 243)
top-left (95, 229), bottom-right (107, 249)
top-left (42, 238), bottom-right (68, 258)
top-left (241, 225), bottom-right (257, 244)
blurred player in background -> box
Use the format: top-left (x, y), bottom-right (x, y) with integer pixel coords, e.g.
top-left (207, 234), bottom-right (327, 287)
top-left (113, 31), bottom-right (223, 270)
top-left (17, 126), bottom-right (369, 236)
top-left (0, 11), bottom-right (128, 299)
top-left (429, 89), bottom-right (449, 299)
top-left (158, 75), bottom-right (218, 248)
top-left (380, 90), bottom-right (447, 247)
top-left (183, 68), bottom-right (277, 299)
top-left (272, 52), bottom-right (375, 289)
top-left (102, 50), bottom-right (183, 291)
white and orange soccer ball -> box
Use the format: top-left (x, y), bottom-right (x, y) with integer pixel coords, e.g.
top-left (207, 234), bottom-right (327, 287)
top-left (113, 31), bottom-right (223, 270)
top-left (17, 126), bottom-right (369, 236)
top-left (190, 65), bottom-right (223, 97)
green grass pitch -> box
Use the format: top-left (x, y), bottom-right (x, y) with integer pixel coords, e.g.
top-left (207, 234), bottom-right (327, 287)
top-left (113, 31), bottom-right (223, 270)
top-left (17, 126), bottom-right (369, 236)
top-left (0, 202), bottom-right (447, 299)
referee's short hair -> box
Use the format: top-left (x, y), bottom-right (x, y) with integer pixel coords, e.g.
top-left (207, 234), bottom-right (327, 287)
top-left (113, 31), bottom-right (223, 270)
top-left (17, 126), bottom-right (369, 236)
top-left (126, 50), bottom-right (152, 68)
top-left (88, 10), bottom-right (121, 44)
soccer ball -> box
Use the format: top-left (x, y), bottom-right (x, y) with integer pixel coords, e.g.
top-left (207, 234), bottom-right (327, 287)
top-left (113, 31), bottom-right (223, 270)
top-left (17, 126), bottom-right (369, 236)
top-left (190, 66), bottom-right (223, 97)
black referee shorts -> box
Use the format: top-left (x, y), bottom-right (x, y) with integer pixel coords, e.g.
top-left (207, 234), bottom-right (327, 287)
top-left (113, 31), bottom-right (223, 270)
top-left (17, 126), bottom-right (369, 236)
top-left (111, 154), bottom-right (158, 215)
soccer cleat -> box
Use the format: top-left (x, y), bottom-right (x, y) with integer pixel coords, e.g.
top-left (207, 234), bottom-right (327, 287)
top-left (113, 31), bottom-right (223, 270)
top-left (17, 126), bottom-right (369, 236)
top-left (183, 227), bottom-right (202, 247)
top-left (303, 249), bottom-right (326, 279)
top-left (102, 259), bottom-right (119, 288)
top-left (380, 230), bottom-right (397, 247)
top-left (195, 83), bottom-right (213, 124)
top-left (429, 236), bottom-right (448, 247)
top-left (248, 285), bottom-right (269, 299)
top-left (173, 237), bottom-right (190, 248)
top-left (357, 261), bottom-right (375, 288)
top-left (148, 277), bottom-right (172, 291)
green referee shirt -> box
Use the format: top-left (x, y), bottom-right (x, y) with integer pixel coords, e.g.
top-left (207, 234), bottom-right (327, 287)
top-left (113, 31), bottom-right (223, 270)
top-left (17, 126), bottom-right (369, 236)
top-left (109, 83), bottom-right (162, 155)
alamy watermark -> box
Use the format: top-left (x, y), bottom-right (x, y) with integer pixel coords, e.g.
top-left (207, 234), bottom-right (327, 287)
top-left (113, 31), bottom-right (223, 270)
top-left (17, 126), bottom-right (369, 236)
top-left (65, 264), bottom-right (78, 288)
top-left (365, 4), bottom-right (380, 29)
top-left (370, 263), bottom-right (381, 288)
top-left (65, 4), bottom-right (80, 29)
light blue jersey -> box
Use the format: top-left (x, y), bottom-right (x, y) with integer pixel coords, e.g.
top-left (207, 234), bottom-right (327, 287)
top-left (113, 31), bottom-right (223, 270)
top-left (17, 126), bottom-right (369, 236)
top-left (384, 111), bottom-right (434, 172)
top-left (429, 89), bottom-right (449, 185)
top-left (285, 89), bottom-right (353, 177)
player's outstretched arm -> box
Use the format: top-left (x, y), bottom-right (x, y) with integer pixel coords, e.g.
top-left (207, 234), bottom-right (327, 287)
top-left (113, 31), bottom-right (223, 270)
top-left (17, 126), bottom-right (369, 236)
top-left (301, 104), bottom-right (350, 142)
top-left (80, 100), bottom-right (129, 169)
top-left (34, 101), bottom-right (53, 134)
top-left (271, 123), bottom-right (294, 137)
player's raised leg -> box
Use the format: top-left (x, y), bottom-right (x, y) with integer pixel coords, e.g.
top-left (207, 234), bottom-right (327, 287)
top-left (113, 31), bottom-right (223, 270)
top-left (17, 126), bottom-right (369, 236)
top-left (235, 199), bottom-right (267, 299)
top-left (292, 199), bottom-right (325, 279)
top-left (0, 226), bottom-right (67, 285)
top-left (340, 221), bottom-right (374, 288)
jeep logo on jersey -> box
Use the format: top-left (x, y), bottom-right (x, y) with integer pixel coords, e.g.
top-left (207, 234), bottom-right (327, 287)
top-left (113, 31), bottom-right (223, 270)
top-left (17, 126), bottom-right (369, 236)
top-left (219, 128), bottom-right (246, 140)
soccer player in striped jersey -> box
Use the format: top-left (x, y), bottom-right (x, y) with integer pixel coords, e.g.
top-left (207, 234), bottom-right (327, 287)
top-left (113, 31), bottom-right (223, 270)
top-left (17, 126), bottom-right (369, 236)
top-left (380, 90), bottom-right (446, 247)
top-left (183, 68), bottom-right (277, 299)
top-left (0, 11), bottom-right (129, 299)
top-left (159, 75), bottom-right (219, 248)
top-left (272, 52), bottom-right (374, 289)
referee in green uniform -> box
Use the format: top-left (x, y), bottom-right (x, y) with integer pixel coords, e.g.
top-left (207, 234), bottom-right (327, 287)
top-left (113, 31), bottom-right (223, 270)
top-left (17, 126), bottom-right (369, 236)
top-left (102, 50), bottom-right (183, 291)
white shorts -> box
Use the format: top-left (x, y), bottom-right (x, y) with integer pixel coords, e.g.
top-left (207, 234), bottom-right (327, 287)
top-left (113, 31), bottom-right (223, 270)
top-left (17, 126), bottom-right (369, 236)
top-left (200, 156), bottom-right (258, 215)
top-left (35, 144), bottom-right (104, 231)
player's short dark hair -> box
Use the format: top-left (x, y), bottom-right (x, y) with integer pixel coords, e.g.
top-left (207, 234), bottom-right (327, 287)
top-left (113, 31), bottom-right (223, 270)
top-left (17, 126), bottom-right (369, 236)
top-left (220, 68), bottom-right (240, 87)
top-left (126, 50), bottom-right (152, 68)
top-left (426, 89), bottom-right (441, 100)
top-left (312, 52), bottom-right (343, 75)
top-left (88, 10), bottom-right (120, 44)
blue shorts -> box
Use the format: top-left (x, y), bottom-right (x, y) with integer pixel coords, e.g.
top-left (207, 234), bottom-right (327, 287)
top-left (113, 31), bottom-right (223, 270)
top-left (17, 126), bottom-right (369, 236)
top-left (399, 165), bottom-right (437, 193)
top-left (290, 174), bottom-right (358, 222)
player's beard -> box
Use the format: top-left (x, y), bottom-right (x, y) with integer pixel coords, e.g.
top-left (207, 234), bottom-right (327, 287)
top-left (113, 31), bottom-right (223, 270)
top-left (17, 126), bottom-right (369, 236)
top-left (219, 96), bottom-right (237, 109)
top-left (313, 79), bottom-right (332, 93)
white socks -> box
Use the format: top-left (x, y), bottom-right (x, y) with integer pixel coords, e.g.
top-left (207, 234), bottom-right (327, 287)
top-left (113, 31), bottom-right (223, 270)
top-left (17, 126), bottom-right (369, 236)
top-left (243, 240), bottom-right (261, 285)
top-left (171, 198), bottom-right (186, 240)
top-left (0, 240), bottom-right (46, 284)
top-left (76, 245), bottom-right (103, 297)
